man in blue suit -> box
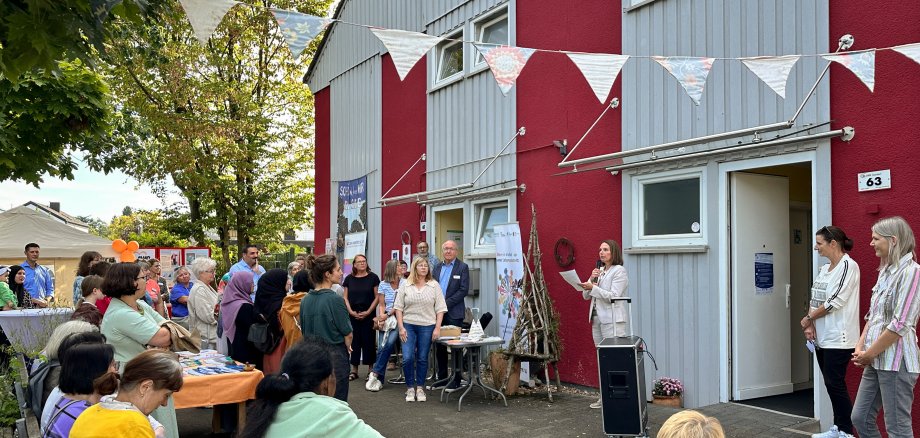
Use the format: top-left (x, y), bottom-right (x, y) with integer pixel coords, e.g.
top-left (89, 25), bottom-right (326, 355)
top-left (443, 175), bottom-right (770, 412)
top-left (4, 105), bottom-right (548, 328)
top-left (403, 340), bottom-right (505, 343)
top-left (432, 240), bottom-right (469, 389)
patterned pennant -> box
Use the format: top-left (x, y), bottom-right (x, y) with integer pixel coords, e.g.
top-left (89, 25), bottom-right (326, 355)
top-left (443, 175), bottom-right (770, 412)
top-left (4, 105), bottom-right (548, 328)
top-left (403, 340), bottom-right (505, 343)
top-left (892, 43), bottom-right (920, 67)
top-left (566, 53), bottom-right (630, 104)
top-left (473, 44), bottom-right (536, 96)
top-left (823, 50), bottom-right (875, 92)
top-left (271, 9), bottom-right (333, 59)
top-left (371, 28), bottom-right (443, 80)
top-left (653, 56), bottom-right (715, 105)
top-left (178, 0), bottom-right (239, 46)
top-left (741, 55), bottom-right (800, 99)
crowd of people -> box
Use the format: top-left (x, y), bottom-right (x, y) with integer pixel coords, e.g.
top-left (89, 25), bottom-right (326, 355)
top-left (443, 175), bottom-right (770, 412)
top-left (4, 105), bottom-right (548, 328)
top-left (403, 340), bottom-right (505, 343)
top-left (0, 213), bottom-right (918, 437)
top-left (0, 240), bottom-right (470, 437)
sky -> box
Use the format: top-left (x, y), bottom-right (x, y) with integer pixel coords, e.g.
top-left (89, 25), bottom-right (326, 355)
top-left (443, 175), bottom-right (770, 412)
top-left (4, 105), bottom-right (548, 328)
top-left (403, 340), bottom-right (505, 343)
top-left (0, 165), bottom-right (184, 221)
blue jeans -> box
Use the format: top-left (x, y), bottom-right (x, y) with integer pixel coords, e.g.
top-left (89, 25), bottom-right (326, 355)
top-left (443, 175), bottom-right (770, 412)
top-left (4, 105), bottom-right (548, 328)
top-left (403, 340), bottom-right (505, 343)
top-left (401, 323), bottom-right (434, 388)
top-left (372, 329), bottom-right (399, 379)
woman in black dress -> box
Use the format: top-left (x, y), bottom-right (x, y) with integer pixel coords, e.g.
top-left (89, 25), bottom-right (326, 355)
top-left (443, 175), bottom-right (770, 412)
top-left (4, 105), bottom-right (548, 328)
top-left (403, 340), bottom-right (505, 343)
top-left (343, 254), bottom-right (380, 380)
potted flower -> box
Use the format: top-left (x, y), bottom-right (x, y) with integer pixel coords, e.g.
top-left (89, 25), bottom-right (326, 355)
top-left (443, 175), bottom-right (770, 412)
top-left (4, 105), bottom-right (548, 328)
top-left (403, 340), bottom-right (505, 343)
top-left (651, 377), bottom-right (683, 407)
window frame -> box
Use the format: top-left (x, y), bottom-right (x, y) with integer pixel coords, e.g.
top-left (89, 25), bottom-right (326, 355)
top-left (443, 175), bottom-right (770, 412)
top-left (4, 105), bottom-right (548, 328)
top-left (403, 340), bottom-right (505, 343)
top-left (472, 200), bottom-right (509, 252)
top-left (630, 168), bottom-right (707, 248)
top-left (433, 28), bottom-right (465, 86)
top-left (471, 9), bottom-right (510, 71)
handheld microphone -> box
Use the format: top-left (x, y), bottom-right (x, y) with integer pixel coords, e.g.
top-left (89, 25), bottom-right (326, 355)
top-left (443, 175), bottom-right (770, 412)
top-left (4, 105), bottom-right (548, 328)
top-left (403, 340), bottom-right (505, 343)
top-left (592, 260), bottom-right (603, 284)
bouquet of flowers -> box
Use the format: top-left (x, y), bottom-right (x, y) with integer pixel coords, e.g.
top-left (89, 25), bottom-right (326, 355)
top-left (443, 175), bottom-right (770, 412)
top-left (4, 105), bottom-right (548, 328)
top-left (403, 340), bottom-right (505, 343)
top-left (652, 377), bottom-right (683, 397)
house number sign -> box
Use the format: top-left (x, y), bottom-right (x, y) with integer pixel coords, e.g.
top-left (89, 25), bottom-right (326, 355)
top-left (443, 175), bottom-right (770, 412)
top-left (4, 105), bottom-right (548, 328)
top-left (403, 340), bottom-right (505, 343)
top-left (858, 170), bottom-right (891, 192)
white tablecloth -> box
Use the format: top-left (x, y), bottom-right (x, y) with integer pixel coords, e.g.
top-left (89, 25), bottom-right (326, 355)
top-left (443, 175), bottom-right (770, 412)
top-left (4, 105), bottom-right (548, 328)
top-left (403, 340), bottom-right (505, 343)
top-left (0, 308), bottom-right (74, 353)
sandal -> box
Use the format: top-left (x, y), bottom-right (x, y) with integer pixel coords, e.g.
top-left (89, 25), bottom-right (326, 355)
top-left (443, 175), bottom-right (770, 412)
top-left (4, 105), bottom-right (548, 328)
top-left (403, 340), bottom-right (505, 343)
top-left (349, 372), bottom-right (358, 381)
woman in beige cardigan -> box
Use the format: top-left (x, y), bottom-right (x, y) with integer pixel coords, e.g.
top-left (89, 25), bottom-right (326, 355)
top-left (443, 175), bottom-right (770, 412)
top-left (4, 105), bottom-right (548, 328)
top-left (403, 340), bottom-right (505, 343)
top-left (394, 256), bottom-right (447, 403)
top-left (188, 257), bottom-right (219, 350)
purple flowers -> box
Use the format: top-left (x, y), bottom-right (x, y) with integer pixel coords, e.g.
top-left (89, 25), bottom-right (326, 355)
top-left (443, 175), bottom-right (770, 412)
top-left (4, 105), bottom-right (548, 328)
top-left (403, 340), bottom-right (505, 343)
top-left (652, 377), bottom-right (683, 397)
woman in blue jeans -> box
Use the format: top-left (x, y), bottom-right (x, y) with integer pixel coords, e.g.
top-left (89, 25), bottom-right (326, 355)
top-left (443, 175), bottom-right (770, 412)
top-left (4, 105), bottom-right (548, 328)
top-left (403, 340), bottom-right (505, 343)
top-left (365, 260), bottom-right (401, 392)
top-left (394, 257), bottom-right (446, 402)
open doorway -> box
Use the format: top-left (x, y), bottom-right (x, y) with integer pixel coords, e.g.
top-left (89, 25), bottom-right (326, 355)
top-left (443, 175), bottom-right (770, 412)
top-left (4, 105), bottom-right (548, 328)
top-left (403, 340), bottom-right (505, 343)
top-left (434, 207), bottom-right (464, 261)
top-left (729, 163), bottom-right (813, 417)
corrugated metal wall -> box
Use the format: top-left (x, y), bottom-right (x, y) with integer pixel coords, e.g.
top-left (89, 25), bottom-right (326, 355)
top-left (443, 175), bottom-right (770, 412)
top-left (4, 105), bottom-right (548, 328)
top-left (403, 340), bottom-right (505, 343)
top-left (424, 0), bottom-right (515, 338)
top-left (621, 0), bottom-right (830, 408)
top-left (329, 56), bottom-right (383, 272)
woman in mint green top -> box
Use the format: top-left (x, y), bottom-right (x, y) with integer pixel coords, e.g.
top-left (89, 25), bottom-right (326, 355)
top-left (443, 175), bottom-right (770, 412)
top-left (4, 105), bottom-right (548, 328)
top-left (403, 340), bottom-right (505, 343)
top-left (242, 337), bottom-right (382, 438)
top-left (99, 263), bottom-right (177, 438)
top-left (0, 266), bottom-right (18, 309)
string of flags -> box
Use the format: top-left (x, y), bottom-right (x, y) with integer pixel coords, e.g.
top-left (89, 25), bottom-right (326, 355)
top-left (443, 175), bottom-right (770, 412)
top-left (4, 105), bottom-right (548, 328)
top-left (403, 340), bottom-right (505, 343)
top-left (179, 0), bottom-right (920, 105)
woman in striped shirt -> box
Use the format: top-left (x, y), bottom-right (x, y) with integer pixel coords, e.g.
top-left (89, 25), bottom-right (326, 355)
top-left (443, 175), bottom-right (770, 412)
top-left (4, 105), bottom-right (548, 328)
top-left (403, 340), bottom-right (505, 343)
top-left (394, 256), bottom-right (447, 403)
top-left (851, 216), bottom-right (920, 438)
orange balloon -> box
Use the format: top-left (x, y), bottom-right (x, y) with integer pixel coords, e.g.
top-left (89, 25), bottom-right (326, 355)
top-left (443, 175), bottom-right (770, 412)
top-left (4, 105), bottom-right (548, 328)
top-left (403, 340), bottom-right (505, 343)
top-left (112, 239), bottom-right (127, 253)
top-left (119, 250), bottom-right (136, 262)
top-left (126, 241), bottom-right (139, 252)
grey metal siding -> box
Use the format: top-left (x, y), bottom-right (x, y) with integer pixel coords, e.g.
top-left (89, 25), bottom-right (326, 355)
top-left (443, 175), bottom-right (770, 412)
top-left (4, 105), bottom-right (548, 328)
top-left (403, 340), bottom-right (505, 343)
top-left (621, 0), bottom-right (830, 408)
top-left (308, 0), bottom-right (426, 91)
top-left (329, 56), bottom-right (383, 273)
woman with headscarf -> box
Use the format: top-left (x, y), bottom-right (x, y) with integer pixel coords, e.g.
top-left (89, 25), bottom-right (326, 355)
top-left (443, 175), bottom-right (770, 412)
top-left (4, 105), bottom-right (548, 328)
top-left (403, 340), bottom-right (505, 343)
top-left (220, 271), bottom-right (262, 370)
top-left (254, 269), bottom-right (289, 374)
top-left (8, 265), bottom-right (32, 309)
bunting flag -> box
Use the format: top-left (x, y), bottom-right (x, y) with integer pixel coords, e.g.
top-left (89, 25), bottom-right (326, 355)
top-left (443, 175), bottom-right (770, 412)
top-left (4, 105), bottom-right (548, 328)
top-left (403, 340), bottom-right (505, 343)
top-left (370, 28), bottom-right (443, 80)
top-left (741, 55), bottom-right (800, 99)
top-left (823, 50), bottom-right (875, 92)
top-left (178, 0), bottom-right (239, 46)
top-left (474, 44), bottom-right (536, 95)
top-left (653, 56), bottom-right (715, 105)
top-left (566, 53), bottom-right (630, 104)
top-left (892, 43), bottom-right (920, 66)
top-left (271, 9), bottom-right (333, 59)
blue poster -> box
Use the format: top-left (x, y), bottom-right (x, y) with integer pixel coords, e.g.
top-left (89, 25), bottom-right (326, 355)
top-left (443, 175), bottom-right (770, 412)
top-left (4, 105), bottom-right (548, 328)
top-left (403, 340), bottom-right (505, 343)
top-left (754, 252), bottom-right (774, 295)
top-left (336, 176), bottom-right (368, 257)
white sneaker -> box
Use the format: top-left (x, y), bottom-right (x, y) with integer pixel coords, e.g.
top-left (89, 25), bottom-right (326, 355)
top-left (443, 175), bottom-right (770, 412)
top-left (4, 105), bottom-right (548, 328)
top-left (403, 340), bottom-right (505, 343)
top-left (415, 387), bottom-right (427, 402)
top-left (405, 388), bottom-right (416, 402)
top-left (811, 425), bottom-right (839, 438)
top-left (838, 433), bottom-right (855, 438)
top-left (589, 399), bottom-right (603, 409)
top-left (365, 373), bottom-right (382, 392)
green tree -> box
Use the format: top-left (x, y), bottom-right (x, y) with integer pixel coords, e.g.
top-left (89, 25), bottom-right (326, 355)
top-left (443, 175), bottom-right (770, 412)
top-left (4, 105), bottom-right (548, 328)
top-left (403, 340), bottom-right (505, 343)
top-left (107, 209), bottom-right (190, 247)
top-left (75, 215), bottom-right (110, 238)
top-left (103, 0), bottom-right (324, 267)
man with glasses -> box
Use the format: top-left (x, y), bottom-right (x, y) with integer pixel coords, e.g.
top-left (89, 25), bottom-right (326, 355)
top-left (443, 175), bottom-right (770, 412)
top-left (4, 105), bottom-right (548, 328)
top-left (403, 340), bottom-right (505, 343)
top-left (416, 241), bottom-right (439, 270)
top-left (432, 240), bottom-right (469, 390)
top-left (229, 244), bottom-right (266, 294)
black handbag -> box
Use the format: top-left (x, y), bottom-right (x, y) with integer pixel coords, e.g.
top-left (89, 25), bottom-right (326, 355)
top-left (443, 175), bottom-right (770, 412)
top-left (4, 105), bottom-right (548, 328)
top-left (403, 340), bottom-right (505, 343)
top-left (247, 314), bottom-right (281, 354)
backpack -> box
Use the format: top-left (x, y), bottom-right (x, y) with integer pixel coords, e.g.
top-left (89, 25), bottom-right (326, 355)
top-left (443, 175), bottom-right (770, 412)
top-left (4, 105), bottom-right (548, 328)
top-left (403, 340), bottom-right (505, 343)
top-left (28, 359), bottom-right (58, 414)
top-left (279, 292), bottom-right (306, 353)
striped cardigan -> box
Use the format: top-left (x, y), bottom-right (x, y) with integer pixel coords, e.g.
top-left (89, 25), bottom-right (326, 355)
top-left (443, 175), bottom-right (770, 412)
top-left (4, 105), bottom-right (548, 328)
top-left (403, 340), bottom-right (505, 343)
top-left (864, 253), bottom-right (920, 372)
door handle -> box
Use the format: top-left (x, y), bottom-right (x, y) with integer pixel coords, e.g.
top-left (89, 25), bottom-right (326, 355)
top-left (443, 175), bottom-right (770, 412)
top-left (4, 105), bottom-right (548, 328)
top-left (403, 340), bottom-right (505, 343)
top-left (785, 284), bottom-right (791, 309)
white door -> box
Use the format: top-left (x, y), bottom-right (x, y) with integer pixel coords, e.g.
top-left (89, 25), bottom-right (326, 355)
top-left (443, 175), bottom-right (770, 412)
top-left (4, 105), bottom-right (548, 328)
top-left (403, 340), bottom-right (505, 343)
top-left (731, 172), bottom-right (793, 400)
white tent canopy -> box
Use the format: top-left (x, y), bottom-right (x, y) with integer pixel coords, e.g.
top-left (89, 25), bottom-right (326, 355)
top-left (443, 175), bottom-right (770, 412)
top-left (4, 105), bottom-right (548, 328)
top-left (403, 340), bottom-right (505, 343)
top-left (0, 206), bottom-right (117, 258)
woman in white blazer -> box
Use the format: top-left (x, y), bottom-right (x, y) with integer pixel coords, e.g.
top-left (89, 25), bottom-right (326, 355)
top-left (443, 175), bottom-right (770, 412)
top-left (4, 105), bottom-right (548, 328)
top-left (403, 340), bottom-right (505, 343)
top-left (579, 239), bottom-right (629, 409)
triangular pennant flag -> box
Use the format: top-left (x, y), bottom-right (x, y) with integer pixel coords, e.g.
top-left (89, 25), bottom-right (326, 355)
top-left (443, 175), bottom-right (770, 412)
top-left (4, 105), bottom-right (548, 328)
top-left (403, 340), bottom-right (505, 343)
top-left (823, 50), bottom-right (875, 92)
top-left (741, 55), bottom-right (800, 98)
top-left (371, 28), bottom-right (443, 81)
top-left (892, 43), bottom-right (920, 66)
top-left (653, 56), bottom-right (714, 105)
top-left (271, 9), bottom-right (333, 59)
top-left (473, 44), bottom-right (536, 96)
top-left (566, 53), bottom-right (630, 103)
top-left (178, 0), bottom-right (239, 46)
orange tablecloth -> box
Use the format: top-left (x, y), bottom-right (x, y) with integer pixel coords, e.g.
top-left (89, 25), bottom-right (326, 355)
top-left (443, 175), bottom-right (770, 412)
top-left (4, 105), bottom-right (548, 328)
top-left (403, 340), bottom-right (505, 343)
top-left (174, 369), bottom-right (264, 409)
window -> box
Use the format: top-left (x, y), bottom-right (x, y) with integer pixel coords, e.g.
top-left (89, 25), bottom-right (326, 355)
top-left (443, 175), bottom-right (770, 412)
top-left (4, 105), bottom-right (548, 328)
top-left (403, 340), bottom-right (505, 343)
top-left (632, 170), bottom-right (705, 246)
top-left (473, 12), bottom-right (509, 66)
top-left (435, 33), bottom-right (464, 83)
top-left (474, 202), bottom-right (508, 248)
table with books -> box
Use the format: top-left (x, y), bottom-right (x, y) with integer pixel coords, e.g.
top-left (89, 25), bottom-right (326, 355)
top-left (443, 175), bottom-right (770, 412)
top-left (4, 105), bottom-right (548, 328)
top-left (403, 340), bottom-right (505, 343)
top-left (174, 350), bottom-right (264, 431)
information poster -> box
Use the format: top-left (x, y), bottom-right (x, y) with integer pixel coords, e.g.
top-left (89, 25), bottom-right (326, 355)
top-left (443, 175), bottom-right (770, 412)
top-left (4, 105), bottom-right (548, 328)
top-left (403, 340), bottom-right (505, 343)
top-left (135, 248), bottom-right (156, 263)
top-left (343, 231), bottom-right (368, 279)
top-left (183, 248), bottom-right (211, 265)
top-left (158, 248), bottom-right (183, 282)
top-left (494, 223), bottom-right (529, 384)
top-left (754, 252), bottom-right (774, 295)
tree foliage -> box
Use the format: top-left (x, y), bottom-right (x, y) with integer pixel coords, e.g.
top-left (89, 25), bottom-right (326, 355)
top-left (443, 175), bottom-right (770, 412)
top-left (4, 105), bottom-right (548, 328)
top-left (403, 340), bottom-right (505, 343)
top-left (75, 215), bottom-right (110, 238)
top-left (106, 208), bottom-right (191, 247)
top-left (102, 0), bottom-right (326, 267)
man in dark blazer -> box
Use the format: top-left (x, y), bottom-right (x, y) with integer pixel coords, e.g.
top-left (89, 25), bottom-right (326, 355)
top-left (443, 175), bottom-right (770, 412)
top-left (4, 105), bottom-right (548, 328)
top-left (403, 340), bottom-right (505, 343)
top-left (432, 240), bottom-right (469, 388)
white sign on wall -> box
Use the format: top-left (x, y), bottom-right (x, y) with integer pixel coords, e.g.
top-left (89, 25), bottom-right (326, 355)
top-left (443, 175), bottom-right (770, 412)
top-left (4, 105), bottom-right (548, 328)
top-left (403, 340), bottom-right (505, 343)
top-left (858, 170), bottom-right (891, 192)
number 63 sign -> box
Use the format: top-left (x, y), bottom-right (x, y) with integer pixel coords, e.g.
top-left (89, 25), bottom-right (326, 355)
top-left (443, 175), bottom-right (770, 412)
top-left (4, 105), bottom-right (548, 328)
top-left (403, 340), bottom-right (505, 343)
top-left (858, 170), bottom-right (891, 192)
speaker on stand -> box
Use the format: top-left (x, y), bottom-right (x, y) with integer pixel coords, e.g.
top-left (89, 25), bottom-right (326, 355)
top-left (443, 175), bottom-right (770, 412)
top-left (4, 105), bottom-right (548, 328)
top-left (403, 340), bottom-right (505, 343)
top-left (596, 297), bottom-right (649, 437)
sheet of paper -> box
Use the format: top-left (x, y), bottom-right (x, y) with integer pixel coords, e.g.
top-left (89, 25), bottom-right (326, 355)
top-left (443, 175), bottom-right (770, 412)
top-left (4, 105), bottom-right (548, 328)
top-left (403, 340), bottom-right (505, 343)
top-left (559, 270), bottom-right (586, 292)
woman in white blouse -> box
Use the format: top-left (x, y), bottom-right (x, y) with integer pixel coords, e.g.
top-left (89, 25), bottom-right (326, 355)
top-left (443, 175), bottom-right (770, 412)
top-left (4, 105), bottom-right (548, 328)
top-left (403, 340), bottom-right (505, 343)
top-left (579, 239), bottom-right (629, 409)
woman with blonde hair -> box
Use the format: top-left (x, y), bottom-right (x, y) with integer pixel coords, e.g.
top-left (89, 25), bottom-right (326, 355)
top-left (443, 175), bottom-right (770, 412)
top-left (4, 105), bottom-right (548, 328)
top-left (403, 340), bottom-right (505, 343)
top-left (394, 256), bottom-right (446, 402)
top-left (851, 216), bottom-right (920, 438)
top-left (657, 410), bottom-right (724, 438)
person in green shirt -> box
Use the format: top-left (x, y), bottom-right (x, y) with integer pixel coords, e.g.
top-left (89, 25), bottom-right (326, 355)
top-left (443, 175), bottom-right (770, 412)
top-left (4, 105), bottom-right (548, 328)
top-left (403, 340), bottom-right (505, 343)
top-left (241, 337), bottom-right (381, 438)
top-left (299, 255), bottom-right (353, 402)
top-left (0, 266), bottom-right (18, 309)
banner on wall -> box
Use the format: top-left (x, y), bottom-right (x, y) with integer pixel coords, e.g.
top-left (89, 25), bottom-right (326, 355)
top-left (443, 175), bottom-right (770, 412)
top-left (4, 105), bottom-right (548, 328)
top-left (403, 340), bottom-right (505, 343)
top-left (183, 248), bottom-right (211, 265)
top-left (494, 223), bottom-right (530, 383)
top-left (343, 231), bottom-right (368, 279)
top-left (135, 248), bottom-right (156, 262)
top-left (337, 176), bottom-right (368, 264)
top-left (158, 248), bottom-right (183, 282)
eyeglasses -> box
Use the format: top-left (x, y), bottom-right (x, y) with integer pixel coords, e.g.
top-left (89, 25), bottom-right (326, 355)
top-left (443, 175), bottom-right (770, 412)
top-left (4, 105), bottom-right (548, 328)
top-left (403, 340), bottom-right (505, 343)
top-left (136, 276), bottom-right (146, 280)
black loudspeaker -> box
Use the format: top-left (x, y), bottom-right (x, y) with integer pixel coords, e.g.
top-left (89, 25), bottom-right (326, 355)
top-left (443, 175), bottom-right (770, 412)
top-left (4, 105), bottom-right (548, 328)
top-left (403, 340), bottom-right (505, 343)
top-left (597, 336), bottom-right (648, 437)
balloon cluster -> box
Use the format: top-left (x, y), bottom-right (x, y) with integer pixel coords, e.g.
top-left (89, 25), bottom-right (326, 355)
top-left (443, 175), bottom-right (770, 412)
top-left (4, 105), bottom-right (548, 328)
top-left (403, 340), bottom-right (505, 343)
top-left (111, 239), bottom-right (140, 262)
